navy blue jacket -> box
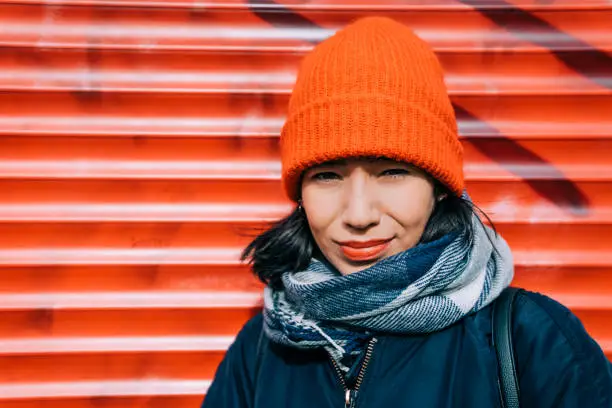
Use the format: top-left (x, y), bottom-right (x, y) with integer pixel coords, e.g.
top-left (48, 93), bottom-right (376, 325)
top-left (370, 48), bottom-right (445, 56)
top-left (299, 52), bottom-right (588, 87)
top-left (202, 290), bottom-right (612, 407)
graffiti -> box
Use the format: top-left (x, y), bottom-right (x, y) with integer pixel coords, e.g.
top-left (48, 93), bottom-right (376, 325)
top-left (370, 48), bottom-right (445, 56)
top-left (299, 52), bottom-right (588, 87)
top-left (458, 0), bottom-right (611, 90)
top-left (247, 0), bottom-right (321, 30)
top-left (247, 0), bottom-right (593, 215)
top-left (454, 105), bottom-right (590, 216)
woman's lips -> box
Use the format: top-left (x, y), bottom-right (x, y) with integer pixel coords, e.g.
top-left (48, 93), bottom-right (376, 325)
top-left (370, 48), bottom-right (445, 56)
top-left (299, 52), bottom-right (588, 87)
top-left (339, 239), bottom-right (392, 262)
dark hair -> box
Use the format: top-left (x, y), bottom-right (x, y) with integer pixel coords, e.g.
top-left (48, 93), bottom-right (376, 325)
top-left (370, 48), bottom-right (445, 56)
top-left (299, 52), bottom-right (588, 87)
top-left (241, 182), bottom-right (496, 289)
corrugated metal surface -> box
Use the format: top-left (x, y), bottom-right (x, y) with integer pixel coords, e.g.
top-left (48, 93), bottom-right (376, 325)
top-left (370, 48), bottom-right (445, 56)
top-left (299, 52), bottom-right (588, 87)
top-left (0, 0), bottom-right (610, 406)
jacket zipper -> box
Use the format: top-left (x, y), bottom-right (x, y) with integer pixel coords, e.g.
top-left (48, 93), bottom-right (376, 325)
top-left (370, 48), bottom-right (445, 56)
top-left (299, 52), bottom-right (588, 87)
top-left (329, 338), bottom-right (377, 408)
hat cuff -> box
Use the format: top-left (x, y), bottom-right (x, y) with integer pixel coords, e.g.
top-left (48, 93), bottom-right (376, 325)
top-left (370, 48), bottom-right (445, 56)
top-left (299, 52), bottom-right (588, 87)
top-left (280, 94), bottom-right (464, 201)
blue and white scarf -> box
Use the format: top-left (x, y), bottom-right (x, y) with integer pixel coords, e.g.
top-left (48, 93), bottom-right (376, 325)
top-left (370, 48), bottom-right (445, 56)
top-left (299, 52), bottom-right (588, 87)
top-left (263, 213), bottom-right (514, 372)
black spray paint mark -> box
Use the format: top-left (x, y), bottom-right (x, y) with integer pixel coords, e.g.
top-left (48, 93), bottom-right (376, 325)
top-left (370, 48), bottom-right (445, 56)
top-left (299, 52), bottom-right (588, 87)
top-left (458, 0), bottom-right (611, 89)
top-left (247, 0), bottom-right (322, 30)
top-left (454, 105), bottom-right (590, 216)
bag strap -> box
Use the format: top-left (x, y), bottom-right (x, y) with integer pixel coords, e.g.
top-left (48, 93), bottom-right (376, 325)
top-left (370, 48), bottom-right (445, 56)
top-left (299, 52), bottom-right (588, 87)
top-left (254, 323), bottom-right (266, 384)
top-left (492, 287), bottom-right (522, 408)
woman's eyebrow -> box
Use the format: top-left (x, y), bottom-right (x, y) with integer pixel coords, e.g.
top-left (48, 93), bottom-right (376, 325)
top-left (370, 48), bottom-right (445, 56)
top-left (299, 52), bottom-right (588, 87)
top-left (314, 159), bottom-right (348, 167)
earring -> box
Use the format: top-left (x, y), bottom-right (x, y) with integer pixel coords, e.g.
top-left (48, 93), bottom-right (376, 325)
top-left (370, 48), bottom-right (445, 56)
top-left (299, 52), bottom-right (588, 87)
top-left (297, 200), bottom-right (304, 212)
top-left (437, 194), bottom-right (448, 202)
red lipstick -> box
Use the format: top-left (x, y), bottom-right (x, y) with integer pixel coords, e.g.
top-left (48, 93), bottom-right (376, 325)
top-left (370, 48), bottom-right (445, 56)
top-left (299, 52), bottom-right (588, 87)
top-left (338, 239), bottom-right (392, 262)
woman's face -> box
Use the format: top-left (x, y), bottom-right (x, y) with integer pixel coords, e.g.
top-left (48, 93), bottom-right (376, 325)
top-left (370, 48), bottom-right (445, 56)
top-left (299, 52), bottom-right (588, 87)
top-left (301, 157), bottom-right (436, 275)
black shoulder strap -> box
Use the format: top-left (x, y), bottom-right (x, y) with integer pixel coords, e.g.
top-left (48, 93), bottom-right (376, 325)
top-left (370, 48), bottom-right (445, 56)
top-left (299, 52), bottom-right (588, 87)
top-left (492, 287), bottom-right (521, 408)
top-left (254, 323), bottom-right (266, 383)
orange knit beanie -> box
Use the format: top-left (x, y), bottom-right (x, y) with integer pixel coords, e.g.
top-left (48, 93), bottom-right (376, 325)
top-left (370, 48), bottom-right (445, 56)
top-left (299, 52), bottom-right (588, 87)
top-left (280, 16), bottom-right (464, 201)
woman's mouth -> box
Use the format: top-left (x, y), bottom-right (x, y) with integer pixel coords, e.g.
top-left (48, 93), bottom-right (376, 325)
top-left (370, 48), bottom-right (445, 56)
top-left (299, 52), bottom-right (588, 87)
top-left (339, 239), bottom-right (392, 262)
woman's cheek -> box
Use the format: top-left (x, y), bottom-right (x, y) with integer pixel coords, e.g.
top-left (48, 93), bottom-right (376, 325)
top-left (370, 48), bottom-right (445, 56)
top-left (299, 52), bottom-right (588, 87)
top-left (381, 187), bottom-right (435, 232)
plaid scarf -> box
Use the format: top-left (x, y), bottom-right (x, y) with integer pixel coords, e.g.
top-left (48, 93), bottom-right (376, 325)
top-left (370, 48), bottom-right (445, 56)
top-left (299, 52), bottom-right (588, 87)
top-left (263, 213), bottom-right (514, 372)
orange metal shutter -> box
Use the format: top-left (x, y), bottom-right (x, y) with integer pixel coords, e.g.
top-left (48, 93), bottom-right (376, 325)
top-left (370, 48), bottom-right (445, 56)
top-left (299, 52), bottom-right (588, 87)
top-left (0, 0), bottom-right (610, 407)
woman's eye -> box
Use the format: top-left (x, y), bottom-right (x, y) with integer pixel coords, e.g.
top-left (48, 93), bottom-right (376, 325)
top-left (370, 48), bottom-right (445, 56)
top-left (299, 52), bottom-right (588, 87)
top-left (311, 171), bottom-right (341, 181)
top-left (381, 168), bottom-right (410, 177)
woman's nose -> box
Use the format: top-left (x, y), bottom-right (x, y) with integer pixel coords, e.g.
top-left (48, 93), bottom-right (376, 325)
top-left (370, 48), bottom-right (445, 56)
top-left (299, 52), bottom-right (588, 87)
top-left (341, 173), bottom-right (381, 230)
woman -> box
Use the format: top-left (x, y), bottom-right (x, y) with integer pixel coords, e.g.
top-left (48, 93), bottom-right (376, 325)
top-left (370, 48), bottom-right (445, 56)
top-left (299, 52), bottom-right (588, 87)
top-left (202, 16), bottom-right (612, 407)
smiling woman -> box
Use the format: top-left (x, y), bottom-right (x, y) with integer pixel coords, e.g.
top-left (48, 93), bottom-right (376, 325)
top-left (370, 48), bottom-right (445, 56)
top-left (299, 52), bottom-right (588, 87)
top-left (201, 16), bottom-right (612, 408)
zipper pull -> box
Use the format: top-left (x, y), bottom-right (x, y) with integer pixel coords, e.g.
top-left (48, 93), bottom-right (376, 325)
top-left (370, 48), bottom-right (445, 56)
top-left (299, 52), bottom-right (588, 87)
top-left (344, 390), bottom-right (357, 408)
